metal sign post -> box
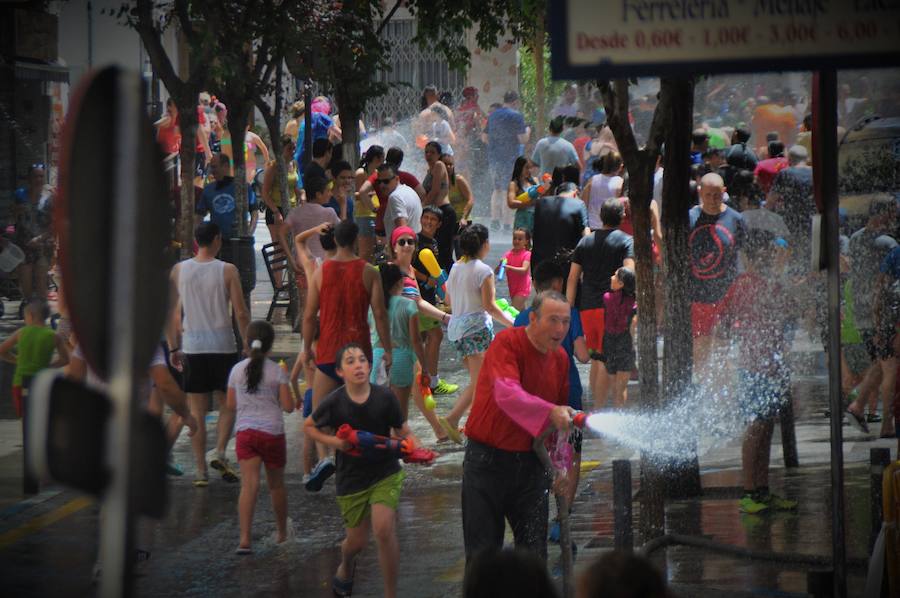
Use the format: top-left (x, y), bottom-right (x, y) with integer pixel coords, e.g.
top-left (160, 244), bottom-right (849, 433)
top-left (48, 65), bottom-right (170, 598)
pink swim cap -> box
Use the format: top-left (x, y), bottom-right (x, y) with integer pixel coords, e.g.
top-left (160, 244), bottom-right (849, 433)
top-left (391, 226), bottom-right (416, 247)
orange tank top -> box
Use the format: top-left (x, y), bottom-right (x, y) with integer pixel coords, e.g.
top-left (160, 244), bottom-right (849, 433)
top-left (316, 259), bottom-right (372, 365)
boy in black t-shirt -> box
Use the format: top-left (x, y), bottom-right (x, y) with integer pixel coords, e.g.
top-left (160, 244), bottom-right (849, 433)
top-left (305, 343), bottom-right (421, 598)
top-left (412, 207), bottom-right (459, 396)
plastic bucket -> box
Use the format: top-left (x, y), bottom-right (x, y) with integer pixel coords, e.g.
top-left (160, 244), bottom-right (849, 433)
top-left (0, 242), bottom-right (25, 273)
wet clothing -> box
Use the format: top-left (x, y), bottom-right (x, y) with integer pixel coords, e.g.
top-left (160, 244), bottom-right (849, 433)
top-left (465, 327), bottom-right (569, 453)
top-left (312, 384), bottom-right (404, 496)
top-left (284, 202), bottom-right (340, 261)
top-left (449, 182), bottom-right (468, 222)
top-left (412, 234), bottom-right (440, 305)
top-left (503, 249), bottom-right (532, 298)
top-left (571, 228), bottom-right (634, 311)
top-left (688, 205), bottom-right (747, 304)
top-left (462, 326), bottom-right (569, 562)
top-left (197, 176), bottom-right (257, 239)
top-left (229, 358), bottom-right (289, 436)
top-left (849, 228), bottom-right (898, 331)
top-left (771, 166), bottom-right (814, 246)
top-left (385, 184), bottom-right (423, 243)
top-left (531, 195), bottom-right (589, 271)
top-left (178, 259), bottom-right (236, 354)
top-left (12, 325), bottom-right (56, 387)
top-left (316, 259), bottom-right (372, 366)
top-left (370, 171), bottom-right (421, 235)
top-left (485, 106), bottom-right (527, 172)
top-left (586, 174), bottom-right (624, 229)
top-left (531, 135), bottom-right (579, 177)
top-left (600, 290), bottom-right (636, 374)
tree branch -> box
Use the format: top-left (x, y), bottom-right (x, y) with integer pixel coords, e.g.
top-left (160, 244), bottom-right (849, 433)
top-left (135, 0), bottom-right (182, 97)
top-left (377, 0), bottom-right (402, 36)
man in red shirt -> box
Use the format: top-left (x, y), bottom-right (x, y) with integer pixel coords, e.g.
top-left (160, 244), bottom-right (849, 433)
top-left (462, 290), bottom-right (574, 562)
top-left (753, 140), bottom-right (788, 194)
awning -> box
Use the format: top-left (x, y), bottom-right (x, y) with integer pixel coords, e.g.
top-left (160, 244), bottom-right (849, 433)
top-left (15, 60), bottom-right (69, 84)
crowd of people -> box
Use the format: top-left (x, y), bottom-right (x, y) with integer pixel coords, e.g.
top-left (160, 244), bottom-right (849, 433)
top-left (5, 74), bottom-right (899, 597)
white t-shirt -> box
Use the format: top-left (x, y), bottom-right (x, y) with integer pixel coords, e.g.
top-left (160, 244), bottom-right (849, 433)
top-left (228, 357), bottom-right (289, 436)
top-left (587, 173), bottom-right (624, 229)
top-left (446, 258), bottom-right (493, 341)
top-left (385, 184), bottom-right (422, 242)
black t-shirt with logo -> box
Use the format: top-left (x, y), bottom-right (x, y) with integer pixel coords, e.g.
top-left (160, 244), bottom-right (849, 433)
top-left (688, 205), bottom-right (747, 304)
top-left (312, 384), bottom-right (404, 496)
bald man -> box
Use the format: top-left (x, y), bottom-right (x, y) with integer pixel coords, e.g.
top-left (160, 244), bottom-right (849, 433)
top-left (688, 173), bottom-right (747, 372)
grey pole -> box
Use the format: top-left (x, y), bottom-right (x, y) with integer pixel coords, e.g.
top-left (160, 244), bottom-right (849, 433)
top-left (816, 68), bottom-right (847, 598)
top-left (613, 460), bottom-right (633, 550)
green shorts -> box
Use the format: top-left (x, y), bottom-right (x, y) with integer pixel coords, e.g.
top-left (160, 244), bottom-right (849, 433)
top-left (336, 469), bottom-right (406, 528)
top-left (418, 315), bottom-right (442, 333)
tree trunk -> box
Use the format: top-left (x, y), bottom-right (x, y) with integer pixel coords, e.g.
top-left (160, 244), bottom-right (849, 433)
top-left (660, 76), bottom-right (702, 498)
top-left (532, 21), bottom-right (546, 139)
top-left (228, 102), bottom-right (251, 238)
top-left (599, 78), bottom-right (667, 541)
top-left (336, 85), bottom-right (362, 169)
top-left (175, 95), bottom-right (198, 259)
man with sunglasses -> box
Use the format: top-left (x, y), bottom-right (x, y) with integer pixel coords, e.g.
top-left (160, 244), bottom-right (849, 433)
top-left (378, 163), bottom-right (423, 249)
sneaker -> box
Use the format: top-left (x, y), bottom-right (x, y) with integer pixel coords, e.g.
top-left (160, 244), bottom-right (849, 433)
top-left (301, 473), bottom-right (311, 486)
top-left (866, 412), bottom-right (882, 423)
top-left (432, 379), bottom-right (459, 395)
top-left (739, 493), bottom-right (769, 514)
top-left (166, 457), bottom-right (184, 477)
top-left (549, 520), bottom-right (561, 544)
top-left (305, 457), bottom-right (336, 492)
top-left (211, 455), bottom-right (240, 483)
top-left (762, 493), bottom-right (798, 511)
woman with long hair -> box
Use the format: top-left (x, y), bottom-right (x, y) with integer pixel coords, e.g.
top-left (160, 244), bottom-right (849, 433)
top-left (441, 153), bottom-right (474, 260)
top-left (422, 141), bottom-right (457, 272)
top-left (505, 156), bottom-right (537, 233)
top-left (582, 151), bottom-right (624, 230)
top-left (438, 224), bottom-right (514, 443)
top-left (354, 145), bottom-right (384, 262)
top-left (261, 137), bottom-right (300, 286)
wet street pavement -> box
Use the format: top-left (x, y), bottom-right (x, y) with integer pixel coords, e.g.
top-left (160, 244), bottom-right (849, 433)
top-left (0, 223), bottom-right (896, 597)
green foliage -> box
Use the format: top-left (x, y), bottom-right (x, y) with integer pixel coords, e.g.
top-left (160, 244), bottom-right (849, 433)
top-left (518, 44), bottom-right (567, 127)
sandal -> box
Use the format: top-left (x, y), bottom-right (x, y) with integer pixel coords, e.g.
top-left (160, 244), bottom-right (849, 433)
top-left (438, 417), bottom-right (463, 445)
top-left (332, 575), bottom-right (353, 596)
top-left (235, 546), bottom-right (252, 555)
top-left (846, 409), bottom-right (869, 434)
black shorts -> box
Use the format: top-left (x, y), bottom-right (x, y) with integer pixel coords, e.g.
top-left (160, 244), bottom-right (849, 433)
top-left (862, 328), bottom-right (896, 361)
top-left (184, 352), bottom-right (238, 394)
top-left (600, 332), bottom-right (635, 374)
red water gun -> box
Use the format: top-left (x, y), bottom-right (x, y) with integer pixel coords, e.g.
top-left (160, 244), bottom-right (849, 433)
top-left (336, 424), bottom-right (437, 465)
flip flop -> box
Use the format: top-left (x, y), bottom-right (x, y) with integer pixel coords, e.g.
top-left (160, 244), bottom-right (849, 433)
top-left (438, 417), bottom-right (463, 445)
top-left (846, 409), bottom-right (869, 434)
top-left (332, 575), bottom-right (353, 596)
top-left (235, 546), bottom-right (252, 555)
top-left (193, 477), bottom-right (209, 488)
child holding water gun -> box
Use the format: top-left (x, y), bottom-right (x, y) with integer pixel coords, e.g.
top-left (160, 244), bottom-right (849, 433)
top-left (226, 320), bottom-right (294, 554)
top-left (500, 227), bottom-right (532, 312)
top-left (0, 299), bottom-right (69, 417)
top-left (601, 267), bottom-right (636, 408)
top-left (305, 343), bottom-right (423, 598)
